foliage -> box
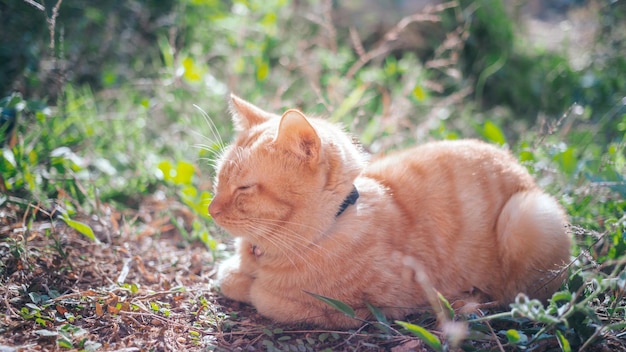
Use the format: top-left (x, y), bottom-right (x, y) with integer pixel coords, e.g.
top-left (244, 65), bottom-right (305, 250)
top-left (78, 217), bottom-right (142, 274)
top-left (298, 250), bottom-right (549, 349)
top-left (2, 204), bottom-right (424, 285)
top-left (447, 0), bottom-right (626, 141)
top-left (0, 0), bottom-right (177, 99)
top-left (1, 0), bottom-right (625, 350)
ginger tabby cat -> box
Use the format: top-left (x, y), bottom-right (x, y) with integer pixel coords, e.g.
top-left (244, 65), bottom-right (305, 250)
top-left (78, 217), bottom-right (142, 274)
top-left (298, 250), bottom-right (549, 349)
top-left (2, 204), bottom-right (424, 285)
top-left (209, 94), bottom-right (571, 328)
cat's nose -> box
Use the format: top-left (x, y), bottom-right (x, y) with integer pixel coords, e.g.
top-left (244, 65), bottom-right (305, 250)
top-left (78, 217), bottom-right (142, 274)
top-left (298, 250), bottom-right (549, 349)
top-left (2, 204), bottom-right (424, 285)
top-left (208, 198), bottom-right (222, 218)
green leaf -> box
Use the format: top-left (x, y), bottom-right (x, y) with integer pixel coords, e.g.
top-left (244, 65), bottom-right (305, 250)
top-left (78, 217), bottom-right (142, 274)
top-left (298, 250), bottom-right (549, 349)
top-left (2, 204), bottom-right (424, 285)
top-left (366, 303), bottom-right (388, 324)
top-left (519, 150), bottom-right (534, 162)
top-left (174, 161), bottom-right (195, 185)
top-left (61, 216), bottom-right (98, 243)
top-left (256, 60), bottom-right (270, 82)
top-left (57, 337), bottom-right (74, 349)
top-left (483, 120), bottom-right (506, 145)
top-left (233, 56), bottom-right (245, 73)
top-left (506, 329), bottom-right (521, 343)
top-left (34, 329), bottom-right (59, 337)
top-left (158, 160), bottom-right (174, 181)
top-left (367, 303), bottom-right (392, 333)
top-left (412, 85), bottom-right (427, 101)
top-left (557, 146), bottom-right (577, 175)
top-left (158, 36), bottom-right (174, 69)
top-left (605, 322), bottom-right (626, 332)
top-left (305, 291), bottom-right (355, 318)
top-left (556, 330), bottom-right (571, 352)
top-left (83, 341), bottom-right (103, 352)
top-left (26, 303), bottom-right (41, 311)
top-left (395, 321), bottom-right (443, 352)
top-left (551, 290), bottom-right (573, 302)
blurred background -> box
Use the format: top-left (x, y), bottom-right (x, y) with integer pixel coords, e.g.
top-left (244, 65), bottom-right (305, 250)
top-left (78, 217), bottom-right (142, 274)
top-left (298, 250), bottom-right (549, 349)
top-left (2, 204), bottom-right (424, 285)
top-left (1, 1), bottom-right (625, 350)
top-left (1, 0), bottom-right (625, 235)
top-left (2, 0), bottom-right (625, 231)
top-left (0, 0), bottom-right (624, 228)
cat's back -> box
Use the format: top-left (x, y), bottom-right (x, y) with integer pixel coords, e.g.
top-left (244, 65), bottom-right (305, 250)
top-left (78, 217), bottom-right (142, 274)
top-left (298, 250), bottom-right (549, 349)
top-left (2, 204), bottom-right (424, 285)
top-left (364, 139), bottom-right (536, 198)
top-left (361, 139), bottom-right (538, 252)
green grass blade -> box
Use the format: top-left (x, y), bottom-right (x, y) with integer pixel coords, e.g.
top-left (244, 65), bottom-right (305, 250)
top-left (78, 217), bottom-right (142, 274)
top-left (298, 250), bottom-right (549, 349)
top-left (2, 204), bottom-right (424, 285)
top-left (330, 84), bottom-right (368, 123)
top-left (436, 291), bottom-right (455, 320)
top-left (366, 302), bottom-right (388, 324)
top-left (395, 320), bottom-right (443, 352)
top-left (556, 330), bottom-right (571, 352)
top-left (304, 291), bottom-right (355, 318)
top-left (61, 216), bottom-right (99, 243)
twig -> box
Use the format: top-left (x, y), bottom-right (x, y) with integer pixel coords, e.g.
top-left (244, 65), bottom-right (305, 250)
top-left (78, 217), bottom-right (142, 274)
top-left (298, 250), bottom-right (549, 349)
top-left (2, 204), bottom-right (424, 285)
top-left (22, 0), bottom-right (44, 11)
top-left (118, 310), bottom-right (205, 334)
top-left (485, 319), bottom-right (506, 352)
top-left (349, 27), bottom-right (365, 58)
top-left (47, 0), bottom-right (64, 52)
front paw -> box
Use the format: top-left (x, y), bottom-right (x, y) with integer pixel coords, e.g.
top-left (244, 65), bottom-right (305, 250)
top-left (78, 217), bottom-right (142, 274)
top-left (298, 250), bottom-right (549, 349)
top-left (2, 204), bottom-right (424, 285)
top-left (216, 255), bottom-right (254, 303)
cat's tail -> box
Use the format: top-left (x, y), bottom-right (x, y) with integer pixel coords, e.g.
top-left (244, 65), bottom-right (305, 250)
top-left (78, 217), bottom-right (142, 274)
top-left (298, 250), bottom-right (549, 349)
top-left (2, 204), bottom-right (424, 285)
top-left (495, 190), bottom-right (571, 303)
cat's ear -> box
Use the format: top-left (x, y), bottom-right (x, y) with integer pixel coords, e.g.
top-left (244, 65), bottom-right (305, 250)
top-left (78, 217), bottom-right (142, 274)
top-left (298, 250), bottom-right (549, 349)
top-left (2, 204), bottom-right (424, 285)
top-left (274, 109), bottom-right (321, 163)
top-left (229, 93), bottom-right (275, 131)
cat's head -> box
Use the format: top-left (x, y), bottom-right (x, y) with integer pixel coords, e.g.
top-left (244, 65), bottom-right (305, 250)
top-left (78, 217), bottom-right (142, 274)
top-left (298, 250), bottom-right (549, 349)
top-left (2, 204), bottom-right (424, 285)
top-left (208, 94), bottom-right (365, 244)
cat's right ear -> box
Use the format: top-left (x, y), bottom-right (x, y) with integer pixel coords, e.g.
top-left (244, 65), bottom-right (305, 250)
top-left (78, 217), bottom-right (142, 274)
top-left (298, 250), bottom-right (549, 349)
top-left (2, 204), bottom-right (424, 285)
top-left (229, 94), bottom-right (275, 131)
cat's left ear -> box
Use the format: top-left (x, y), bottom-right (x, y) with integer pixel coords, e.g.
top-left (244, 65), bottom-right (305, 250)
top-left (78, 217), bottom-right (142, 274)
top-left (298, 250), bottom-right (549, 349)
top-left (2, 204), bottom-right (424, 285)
top-left (274, 109), bottom-right (321, 163)
top-left (229, 93), bottom-right (276, 131)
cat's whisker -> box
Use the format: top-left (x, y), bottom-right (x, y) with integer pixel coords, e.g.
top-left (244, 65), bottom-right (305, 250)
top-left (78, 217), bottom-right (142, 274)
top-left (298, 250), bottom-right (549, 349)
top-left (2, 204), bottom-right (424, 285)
top-left (193, 104), bottom-right (226, 150)
top-left (250, 217), bottom-right (326, 235)
top-left (249, 218), bottom-right (326, 246)
top-left (247, 220), bottom-right (344, 265)
top-left (249, 223), bottom-right (320, 258)
top-left (244, 222), bottom-right (333, 274)
top-left (196, 152), bottom-right (220, 163)
top-left (249, 217), bottom-right (349, 251)
top-left (193, 142), bottom-right (220, 152)
top-left (244, 224), bottom-right (311, 270)
top-left (189, 131), bottom-right (218, 145)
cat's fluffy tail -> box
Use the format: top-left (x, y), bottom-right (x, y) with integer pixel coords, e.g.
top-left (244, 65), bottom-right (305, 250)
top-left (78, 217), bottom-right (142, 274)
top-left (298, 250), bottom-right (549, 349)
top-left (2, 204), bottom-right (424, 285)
top-left (495, 190), bottom-right (571, 303)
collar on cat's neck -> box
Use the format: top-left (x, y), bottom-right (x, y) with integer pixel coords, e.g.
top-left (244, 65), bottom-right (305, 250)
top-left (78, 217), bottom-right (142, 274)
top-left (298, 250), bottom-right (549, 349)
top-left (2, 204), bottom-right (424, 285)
top-left (336, 185), bottom-right (359, 217)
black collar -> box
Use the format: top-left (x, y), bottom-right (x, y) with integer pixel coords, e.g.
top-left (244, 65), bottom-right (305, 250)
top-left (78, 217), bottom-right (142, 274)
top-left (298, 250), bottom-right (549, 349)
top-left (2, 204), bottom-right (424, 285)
top-left (336, 185), bottom-right (359, 217)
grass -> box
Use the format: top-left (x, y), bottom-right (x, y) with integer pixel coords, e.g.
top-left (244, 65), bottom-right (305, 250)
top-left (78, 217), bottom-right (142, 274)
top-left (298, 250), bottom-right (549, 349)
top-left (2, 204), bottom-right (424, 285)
top-left (1, 0), bottom-right (625, 350)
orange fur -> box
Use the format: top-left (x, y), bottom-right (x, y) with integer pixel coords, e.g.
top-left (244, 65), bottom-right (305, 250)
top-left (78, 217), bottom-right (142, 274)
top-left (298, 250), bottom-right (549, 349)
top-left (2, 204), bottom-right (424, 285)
top-left (209, 94), bottom-right (571, 328)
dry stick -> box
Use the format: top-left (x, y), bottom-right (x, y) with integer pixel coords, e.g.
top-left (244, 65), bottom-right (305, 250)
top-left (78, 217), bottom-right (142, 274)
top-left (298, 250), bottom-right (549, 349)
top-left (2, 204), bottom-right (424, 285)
top-left (22, 0), bottom-right (44, 11)
top-left (3, 289), bottom-right (20, 318)
top-left (485, 319), bottom-right (506, 352)
top-left (119, 310), bottom-right (206, 334)
top-left (349, 27), bottom-right (366, 58)
top-left (46, 0), bottom-right (63, 52)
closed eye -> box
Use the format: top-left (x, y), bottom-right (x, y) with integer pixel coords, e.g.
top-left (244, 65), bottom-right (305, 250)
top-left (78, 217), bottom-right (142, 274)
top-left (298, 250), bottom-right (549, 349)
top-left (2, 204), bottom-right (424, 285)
top-left (237, 184), bottom-right (255, 191)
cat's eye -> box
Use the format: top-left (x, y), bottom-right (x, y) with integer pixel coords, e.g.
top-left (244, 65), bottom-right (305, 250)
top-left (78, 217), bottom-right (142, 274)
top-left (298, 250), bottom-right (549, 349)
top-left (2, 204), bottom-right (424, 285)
top-left (237, 184), bottom-right (254, 191)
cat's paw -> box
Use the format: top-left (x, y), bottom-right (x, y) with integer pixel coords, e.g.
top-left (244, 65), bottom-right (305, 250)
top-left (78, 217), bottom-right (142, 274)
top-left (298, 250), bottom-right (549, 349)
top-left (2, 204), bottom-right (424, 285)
top-left (216, 255), bottom-right (254, 303)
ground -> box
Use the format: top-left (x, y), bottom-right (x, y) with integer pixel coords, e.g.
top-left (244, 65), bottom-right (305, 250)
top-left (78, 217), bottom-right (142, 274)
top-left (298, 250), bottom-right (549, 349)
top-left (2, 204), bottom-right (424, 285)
top-left (0, 195), bottom-right (449, 351)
